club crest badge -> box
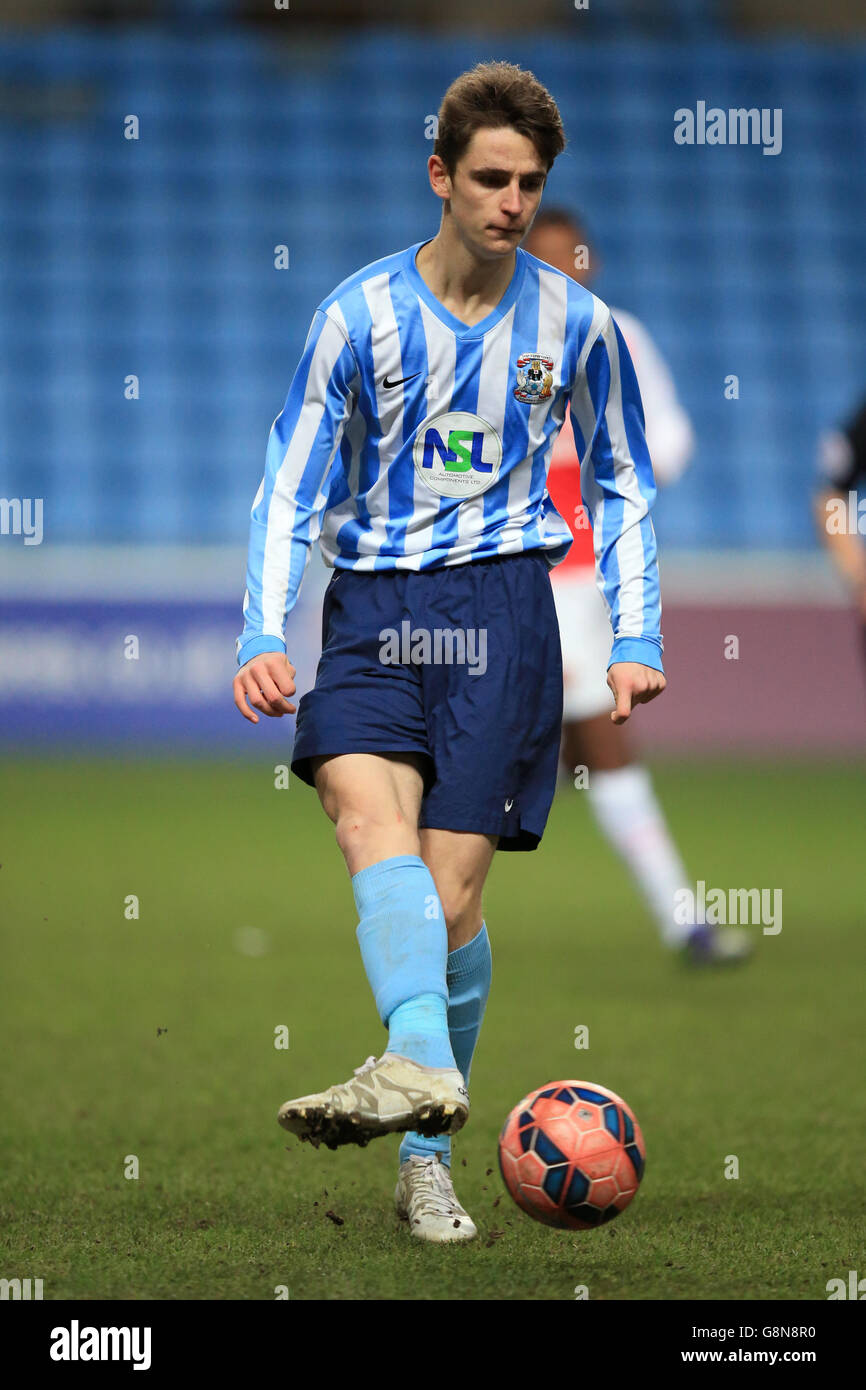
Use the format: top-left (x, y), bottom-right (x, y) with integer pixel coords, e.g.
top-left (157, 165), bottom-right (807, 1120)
top-left (513, 352), bottom-right (554, 404)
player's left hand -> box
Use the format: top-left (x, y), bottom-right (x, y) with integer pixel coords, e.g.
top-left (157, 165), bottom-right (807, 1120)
top-left (606, 662), bottom-right (666, 725)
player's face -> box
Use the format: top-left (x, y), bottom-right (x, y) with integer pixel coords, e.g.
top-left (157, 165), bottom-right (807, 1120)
top-left (524, 220), bottom-right (593, 287)
top-left (445, 127), bottom-right (547, 260)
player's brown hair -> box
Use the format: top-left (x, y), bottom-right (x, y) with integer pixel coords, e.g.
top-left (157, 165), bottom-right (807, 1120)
top-left (434, 61), bottom-right (566, 174)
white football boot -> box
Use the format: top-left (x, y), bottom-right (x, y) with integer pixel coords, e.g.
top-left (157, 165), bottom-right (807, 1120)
top-left (278, 1053), bottom-right (469, 1150)
top-left (683, 924), bottom-right (753, 965)
top-left (395, 1153), bottom-right (478, 1243)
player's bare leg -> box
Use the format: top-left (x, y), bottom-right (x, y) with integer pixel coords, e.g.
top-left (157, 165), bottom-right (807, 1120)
top-left (562, 715), bottom-right (750, 964)
top-left (313, 750), bottom-right (426, 875)
top-left (561, 709), bottom-right (630, 775)
top-left (421, 827), bottom-right (497, 950)
top-left (277, 753), bottom-right (470, 1150)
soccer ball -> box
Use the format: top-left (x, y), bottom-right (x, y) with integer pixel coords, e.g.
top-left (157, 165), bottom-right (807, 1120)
top-left (498, 1079), bottom-right (645, 1230)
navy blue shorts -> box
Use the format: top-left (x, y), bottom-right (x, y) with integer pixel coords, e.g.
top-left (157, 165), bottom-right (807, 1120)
top-left (291, 551), bottom-right (563, 851)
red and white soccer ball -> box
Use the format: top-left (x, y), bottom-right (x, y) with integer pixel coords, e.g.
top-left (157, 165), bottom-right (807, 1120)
top-left (498, 1080), bottom-right (646, 1230)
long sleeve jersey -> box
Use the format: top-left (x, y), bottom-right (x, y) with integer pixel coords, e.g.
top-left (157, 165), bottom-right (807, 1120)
top-left (237, 241), bottom-right (663, 673)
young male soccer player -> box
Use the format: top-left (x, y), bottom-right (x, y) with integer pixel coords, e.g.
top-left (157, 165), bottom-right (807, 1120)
top-left (232, 62), bottom-right (666, 1242)
top-left (526, 208), bottom-right (749, 965)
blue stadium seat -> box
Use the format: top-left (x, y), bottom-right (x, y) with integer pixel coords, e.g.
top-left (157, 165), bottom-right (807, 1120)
top-left (0, 29), bottom-right (864, 548)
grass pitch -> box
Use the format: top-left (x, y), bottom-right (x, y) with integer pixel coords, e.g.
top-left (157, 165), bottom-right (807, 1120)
top-left (1, 755), bottom-right (864, 1300)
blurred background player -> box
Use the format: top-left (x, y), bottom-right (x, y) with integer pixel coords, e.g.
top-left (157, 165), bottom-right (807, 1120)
top-left (814, 394), bottom-right (866, 669)
top-left (525, 207), bottom-right (749, 965)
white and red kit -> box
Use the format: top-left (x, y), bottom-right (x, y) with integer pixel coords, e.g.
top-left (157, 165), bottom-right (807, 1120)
top-left (547, 307), bottom-right (695, 719)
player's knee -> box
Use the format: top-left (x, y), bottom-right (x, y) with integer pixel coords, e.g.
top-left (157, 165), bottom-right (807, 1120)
top-left (334, 808), bottom-right (419, 870)
top-left (334, 808), bottom-right (376, 859)
top-left (438, 879), bottom-right (483, 941)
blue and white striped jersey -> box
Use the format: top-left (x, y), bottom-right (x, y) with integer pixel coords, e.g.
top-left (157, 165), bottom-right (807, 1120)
top-left (237, 242), bottom-right (663, 672)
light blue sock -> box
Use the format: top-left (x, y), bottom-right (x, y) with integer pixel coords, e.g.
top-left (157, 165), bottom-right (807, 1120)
top-left (399, 921), bottom-right (492, 1168)
top-left (387, 992), bottom-right (452, 1069)
top-left (352, 855), bottom-right (455, 1070)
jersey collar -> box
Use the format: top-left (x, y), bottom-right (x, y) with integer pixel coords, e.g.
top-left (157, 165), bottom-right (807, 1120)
top-left (403, 240), bottom-right (526, 340)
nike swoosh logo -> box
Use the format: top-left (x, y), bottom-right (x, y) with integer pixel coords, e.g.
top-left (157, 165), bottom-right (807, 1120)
top-left (382, 373), bottom-right (420, 390)
top-left (504, 798), bottom-right (514, 812)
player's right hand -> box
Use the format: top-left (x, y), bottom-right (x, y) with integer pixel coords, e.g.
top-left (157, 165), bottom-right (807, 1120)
top-left (233, 652), bottom-right (297, 724)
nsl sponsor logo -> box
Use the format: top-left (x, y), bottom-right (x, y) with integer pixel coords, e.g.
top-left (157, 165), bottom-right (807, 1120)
top-left (413, 410), bottom-right (502, 497)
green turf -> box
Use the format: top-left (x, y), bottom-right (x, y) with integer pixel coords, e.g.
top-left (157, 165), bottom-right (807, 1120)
top-left (1, 755), bottom-right (864, 1300)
